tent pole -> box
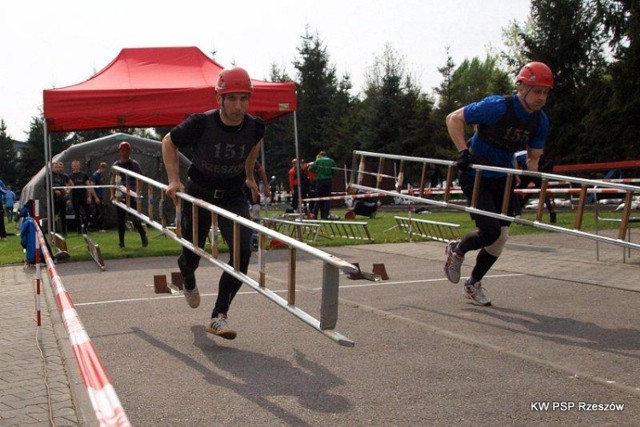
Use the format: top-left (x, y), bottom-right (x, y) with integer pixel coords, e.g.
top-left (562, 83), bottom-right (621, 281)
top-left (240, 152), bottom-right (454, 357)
top-left (293, 112), bottom-right (303, 217)
top-left (43, 122), bottom-right (55, 237)
top-left (260, 135), bottom-right (266, 194)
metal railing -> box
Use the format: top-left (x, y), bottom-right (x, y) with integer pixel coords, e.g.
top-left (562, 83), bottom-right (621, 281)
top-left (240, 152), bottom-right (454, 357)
top-left (394, 216), bottom-right (461, 243)
top-left (350, 150), bottom-right (640, 252)
top-left (262, 217), bottom-right (322, 243)
top-left (112, 166), bottom-right (357, 347)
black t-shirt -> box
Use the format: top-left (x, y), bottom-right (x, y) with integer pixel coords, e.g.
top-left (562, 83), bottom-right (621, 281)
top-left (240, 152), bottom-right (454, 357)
top-left (69, 171), bottom-right (90, 200)
top-left (170, 110), bottom-right (264, 188)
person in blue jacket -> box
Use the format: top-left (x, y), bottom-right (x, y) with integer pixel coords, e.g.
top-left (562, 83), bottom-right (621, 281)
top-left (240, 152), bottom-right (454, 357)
top-left (2, 184), bottom-right (17, 222)
top-left (443, 61), bottom-right (554, 306)
top-left (0, 178), bottom-right (8, 239)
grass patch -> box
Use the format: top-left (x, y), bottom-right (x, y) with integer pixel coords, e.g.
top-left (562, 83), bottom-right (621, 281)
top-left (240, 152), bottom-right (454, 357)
top-left (0, 206), bottom-right (625, 266)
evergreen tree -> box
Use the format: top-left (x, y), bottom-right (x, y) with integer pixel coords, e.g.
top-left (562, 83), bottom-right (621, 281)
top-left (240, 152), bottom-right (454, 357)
top-left (293, 28), bottom-right (339, 161)
top-left (355, 44), bottom-right (435, 184)
top-left (262, 64), bottom-right (296, 182)
top-left (431, 53), bottom-right (511, 161)
top-left (16, 116), bottom-right (70, 190)
top-left (0, 120), bottom-right (18, 187)
top-left (519, 0), bottom-right (606, 162)
top-left (590, 0), bottom-right (640, 161)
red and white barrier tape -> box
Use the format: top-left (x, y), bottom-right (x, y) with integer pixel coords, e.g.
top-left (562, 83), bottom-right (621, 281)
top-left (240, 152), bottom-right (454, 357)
top-left (35, 226), bottom-right (131, 427)
top-left (303, 192), bottom-right (386, 202)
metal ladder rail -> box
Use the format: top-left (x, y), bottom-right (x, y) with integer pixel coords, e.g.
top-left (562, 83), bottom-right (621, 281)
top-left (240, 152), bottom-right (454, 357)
top-left (350, 150), bottom-right (640, 253)
top-left (112, 166), bottom-right (356, 347)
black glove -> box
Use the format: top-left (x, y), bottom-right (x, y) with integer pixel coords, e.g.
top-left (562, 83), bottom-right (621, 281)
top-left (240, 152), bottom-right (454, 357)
top-left (455, 149), bottom-right (474, 171)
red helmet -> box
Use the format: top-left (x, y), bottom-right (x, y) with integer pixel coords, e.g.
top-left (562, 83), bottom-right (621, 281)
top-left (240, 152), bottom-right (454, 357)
top-left (118, 141), bottom-right (131, 151)
top-left (516, 62), bottom-right (554, 88)
top-left (216, 67), bottom-right (253, 95)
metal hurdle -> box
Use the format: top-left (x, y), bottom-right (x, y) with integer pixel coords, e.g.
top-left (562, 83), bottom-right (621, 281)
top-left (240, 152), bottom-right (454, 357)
top-left (349, 150), bottom-right (640, 254)
top-left (394, 216), bottom-right (461, 243)
top-left (312, 218), bottom-right (374, 242)
top-left (262, 217), bottom-right (323, 243)
top-left (83, 234), bottom-right (106, 270)
top-left (112, 165), bottom-right (357, 347)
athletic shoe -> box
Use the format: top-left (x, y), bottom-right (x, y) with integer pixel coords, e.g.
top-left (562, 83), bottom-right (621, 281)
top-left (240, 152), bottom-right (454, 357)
top-left (183, 286), bottom-right (200, 309)
top-left (444, 240), bottom-right (464, 284)
top-left (464, 279), bottom-right (492, 306)
top-left (178, 256), bottom-right (199, 308)
top-left (206, 314), bottom-right (237, 340)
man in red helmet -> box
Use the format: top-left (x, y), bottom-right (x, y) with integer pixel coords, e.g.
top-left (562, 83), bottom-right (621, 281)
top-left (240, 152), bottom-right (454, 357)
top-left (443, 61), bottom-right (553, 306)
top-left (110, 141), bottom-right (149, 248)
top-left (162, 66), bottom-right (263, 340)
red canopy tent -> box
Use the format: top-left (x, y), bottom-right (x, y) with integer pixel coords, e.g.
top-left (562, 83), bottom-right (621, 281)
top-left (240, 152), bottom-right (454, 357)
top-left (40, 46), bottom-right (300, 235)
top-left (43, 46), bottom-right (297, 132)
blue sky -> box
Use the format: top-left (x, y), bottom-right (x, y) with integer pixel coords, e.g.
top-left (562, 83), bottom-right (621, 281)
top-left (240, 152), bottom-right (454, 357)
top-left (0, 0), bottom-right (531, 139)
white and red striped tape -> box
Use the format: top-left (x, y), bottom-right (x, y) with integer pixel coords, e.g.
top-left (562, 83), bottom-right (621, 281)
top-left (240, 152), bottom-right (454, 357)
top-left (35, 226), bottom-right (131, 427)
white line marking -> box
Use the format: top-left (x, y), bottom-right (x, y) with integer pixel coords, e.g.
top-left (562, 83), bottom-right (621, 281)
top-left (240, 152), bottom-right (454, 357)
top-left (74, 273), bottom-right (524, 306)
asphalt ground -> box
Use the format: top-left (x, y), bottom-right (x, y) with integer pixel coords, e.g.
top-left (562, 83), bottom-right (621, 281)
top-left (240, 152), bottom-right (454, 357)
top-left (2, 229), bottom-right (640, 426)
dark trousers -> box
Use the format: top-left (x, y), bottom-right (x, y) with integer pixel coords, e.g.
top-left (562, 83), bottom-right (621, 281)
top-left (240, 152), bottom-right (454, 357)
top-left (92, 200), bottom-right (105, 230)
top-left (457, 172), bottom-right (512, 253)
top-left (53, 195), bottom-right (67, 235)
top-left (72, 197), bottom-right (90, 233)
top-left (312, 179), bottom-right (332, 219)
top-left (179, 182), bottom-right (253, 318)
top-left (116, 199), bottom-right (146, 245)
top-left (0, 205), bottom-right (6, 238)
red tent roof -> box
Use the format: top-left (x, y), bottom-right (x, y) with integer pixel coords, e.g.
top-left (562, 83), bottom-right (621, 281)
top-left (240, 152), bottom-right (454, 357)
top-left (43, 46), bottom-right (297, 132)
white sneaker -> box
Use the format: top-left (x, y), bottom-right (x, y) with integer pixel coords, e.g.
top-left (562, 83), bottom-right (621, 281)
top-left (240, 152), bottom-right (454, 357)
top-left (183, 286), bottom-right (200, 308)
top-left (206, 314), bottom-right (237, 340)
top-left (464, 279), bottom-right (491, 306)
top-left (444, 240), bottom-right (464, 284)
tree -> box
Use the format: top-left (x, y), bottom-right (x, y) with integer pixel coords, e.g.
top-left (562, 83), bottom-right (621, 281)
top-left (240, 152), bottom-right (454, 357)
top-left (431, 53), bottom-right (511, 161)
top-left (517, 0), bottom-right (606, 162)
top-left (293, 28), bottom-right (345, 161)
top-left (0, 120), bottom-right (18, 187)
top-left (589, 0), bottom-right (640, 161)
top-left (262, 64), bottom-right (297, 183)
top-left (16, 116), bottom-right (70, 190)
top-left (355, 44), bottom-right (435, 184)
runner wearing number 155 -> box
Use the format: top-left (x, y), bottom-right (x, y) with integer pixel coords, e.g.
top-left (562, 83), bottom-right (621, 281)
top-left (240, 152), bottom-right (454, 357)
top-left (443, 61), bottom-right (553, 306)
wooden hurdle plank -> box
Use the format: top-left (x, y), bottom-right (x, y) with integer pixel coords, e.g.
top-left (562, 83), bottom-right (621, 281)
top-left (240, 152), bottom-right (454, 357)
top-left (53, 233), bottom-right (68, 252)
top-left (83, 234), bottom-right (105, 270)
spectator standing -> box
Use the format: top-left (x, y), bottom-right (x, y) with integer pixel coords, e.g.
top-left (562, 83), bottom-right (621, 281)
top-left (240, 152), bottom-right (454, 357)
top-left (50, 161), bottom-right (72, 235)
top-left (0, 179), bottom-right (7, 239)
top-left (2, 184), bottom-right (17, 222)
top-left (269, 175), bottom-right (278, 203)
top-left (89, 162), bottom-right (108, 231)
top-left (110, 141), bottom-right (148, 248)
top-left (308, 151), bottom-right (338, 220)
top-left (288, 159), bottom-right (300, 210)
top-left (428, 164), bottom-right (443, 189)
top-left (69, 160), bottom-right (92, 234)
